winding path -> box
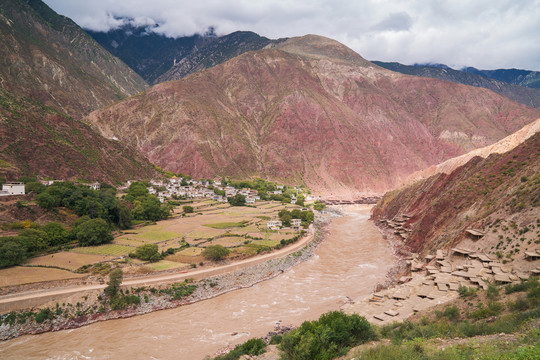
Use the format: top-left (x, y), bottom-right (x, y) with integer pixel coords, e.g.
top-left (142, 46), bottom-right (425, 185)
top-left (0, 226), bottom-right (315, 311)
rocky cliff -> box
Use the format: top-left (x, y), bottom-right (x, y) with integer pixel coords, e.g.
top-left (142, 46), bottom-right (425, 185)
top-left (87, 34), bottom-right (540, 196)
top-left (371, 130), bottom-right (539, 257)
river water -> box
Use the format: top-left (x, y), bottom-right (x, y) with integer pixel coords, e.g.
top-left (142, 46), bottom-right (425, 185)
top-left (0, 205), bottom-right (394, 360)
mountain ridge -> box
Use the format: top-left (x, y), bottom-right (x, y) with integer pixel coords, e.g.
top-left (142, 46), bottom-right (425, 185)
top-left (87, 35), bottom-right (540, 196)
top-left (0, 0), bottom-right (156, 182)
top-left (374, 61), bottom-right (540, 109)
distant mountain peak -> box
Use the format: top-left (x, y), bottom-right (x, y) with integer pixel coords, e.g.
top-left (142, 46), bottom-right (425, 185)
top-left (274, 34), bottom-right (373, 67)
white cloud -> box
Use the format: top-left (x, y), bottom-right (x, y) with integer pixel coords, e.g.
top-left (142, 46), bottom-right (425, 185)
top-left (43, 0), bottom-right (540, 70)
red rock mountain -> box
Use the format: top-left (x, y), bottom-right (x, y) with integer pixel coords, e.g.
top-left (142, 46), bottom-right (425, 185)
top-left (87, 35), bottom-right (540, 196)
top-left (371, 130), bottom-right (539, 260)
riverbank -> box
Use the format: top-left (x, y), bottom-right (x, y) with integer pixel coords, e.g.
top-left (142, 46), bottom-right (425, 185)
top-left (0, 210), bottom-right (340, 341)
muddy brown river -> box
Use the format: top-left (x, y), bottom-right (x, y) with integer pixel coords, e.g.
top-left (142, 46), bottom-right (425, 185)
top-left (0, 206), bottom-right (394, 359)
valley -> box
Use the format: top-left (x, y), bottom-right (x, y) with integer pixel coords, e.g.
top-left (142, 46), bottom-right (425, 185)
top-left (0, 1), bottom-right (539, 359)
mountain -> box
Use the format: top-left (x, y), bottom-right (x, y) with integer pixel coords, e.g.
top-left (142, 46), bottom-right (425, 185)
top-left (155, 31), bottom-right (281, 84)
top-left (0, 0), bottom-right (156, 181)
top-left (403, 118), bottom-right (540, 186)
top-left (371, 130), bottom-right (539, 261)
top-left (86, 34), bottom-right (540, 196)
top-left (88, 26), bottom-right (277, 84)
top-left (0, 0), bottom-right (148, 119)
top-left (463, 67), bottom-right (540, 89)
top-left (373, 61), bottom-right (540, 109)
top-left (0, 88), bottom-right (156, 182)
top-left (86, 24), bottom-right (202, 85)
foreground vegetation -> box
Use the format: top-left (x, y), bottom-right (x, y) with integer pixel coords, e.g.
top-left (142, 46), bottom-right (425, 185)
top-left (215, 277), bottom-right (540, 360)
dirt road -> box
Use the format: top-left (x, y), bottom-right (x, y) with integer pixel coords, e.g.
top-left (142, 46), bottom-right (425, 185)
top-left (0, 227), bottom-right (315, 311)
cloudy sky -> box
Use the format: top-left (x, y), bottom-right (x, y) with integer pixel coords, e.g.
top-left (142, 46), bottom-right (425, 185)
top-left (43, 0), bottom-right (540, 71)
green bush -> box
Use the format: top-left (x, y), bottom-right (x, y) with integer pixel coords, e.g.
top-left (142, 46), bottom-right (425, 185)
top-left (34, 308), bottom-right (54, 323)
top-left (279, 311), bottom-right (376, 360)
top-left (133, 244), bottom-right (161, 262)
top-left (182, 205), bottom-right (194, 213)
top-left (41, 222), bottom-right (69, 246)
top-left (443, 305), bottom-right (460, 321)
top-left (215, 338), bottom-right (266, 360)
top-left (228, 194), bottom-right (246, 206)
top-left (458, 286), bottom-right (477, 297)
top-left (0, 237), bottom-right (28, 268)
top-left (486, 283), bottom-right (500, 300)
top-left (202, 245), bottom-right (230, 261)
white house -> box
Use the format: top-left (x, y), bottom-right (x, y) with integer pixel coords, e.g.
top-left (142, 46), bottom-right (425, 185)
top-left (246, 196), bottom-right (255, 204)
top-left (291, 219), bottom-right (302, 229)
top-left (267, 220), bottom-right (282, 230)
top-left (90, 182), bottom-right (100, 191)
top-left (0, 182), bottom-right (25, 196)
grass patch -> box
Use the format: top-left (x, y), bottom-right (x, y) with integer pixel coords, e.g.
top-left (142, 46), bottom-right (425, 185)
top-left (204, 221), bottom-right (249, 229)
top-left (251, 240), bottom-right (280, 247)
top-left (134, 231), bottom-right (180, 242)
top-left (144, 260), bottom-right (188, 271)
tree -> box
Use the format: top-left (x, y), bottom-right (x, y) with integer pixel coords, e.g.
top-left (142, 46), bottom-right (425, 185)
top-left (0, 238), bottom-right (27, 268)
top-left (183, 205), bottom-right (194, 213)
top-left (295, 195), bottom-right (305, 207)
top-left (114, 200), bottom-right (132, 229)
top-left (41, 222), bottom-right (69, 246)
top-left (127, 182), bottom-right (148, 198)
top-left (314, 203), bottom-right (326, 211)
top-left (74, 218), bottom-right (113, 246)
top-left (280, 213), bottom-right (292, 227)
top-left (18, 228), bottom-right (49, 252)
top-left (36, 192), bottom-right (56, 209)
top-left (104, 268), bottom-right (123, 297)
top-left (202, 245), bottom-right (230, 261)
top-left (228, 194), bottom-right (246, 206)
top-left (25, 181), bottom-right (46, 194)
top-left (134, 244), bottom-right (160, 262)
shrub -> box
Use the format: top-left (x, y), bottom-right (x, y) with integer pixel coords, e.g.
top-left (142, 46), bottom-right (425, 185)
top-left (182, 205), bottom-right (194, 213)
top-left (35, 192), bottom-right (56, 209)
top-left (25, 181), bottom-right (46, 194)
top-left (133, 244), bottom-right (161, 262)
top-left (215, 338), bottom-right (266, 360)
top-left (486, 283), bottom-right (500, 300)
top-left (458, 286), bottom-right (477, 297)
top-left (509, 296), bottom-right (529, 311)
top-left (279, 311), bottom-right (376, 360)
top-left (228, 194), bottom-right (246, 206)
top-left (41, 222), bottom-right (69, 246)
top-left (443, 305), bottom-right (460, 321)
top-left (202, 245), bottom-right (230, 261)
top-left (35, 308), bottom-right (54, 323)
top-left (104, 269), bottom-right (123, 297)
top-left (0, 238), bottom-right (28, 268)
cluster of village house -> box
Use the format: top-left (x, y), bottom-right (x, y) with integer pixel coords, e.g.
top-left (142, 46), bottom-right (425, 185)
top-left (118, 178), bottom-right (309, 205)
top-left (1, 178), bottom-right (314, 231)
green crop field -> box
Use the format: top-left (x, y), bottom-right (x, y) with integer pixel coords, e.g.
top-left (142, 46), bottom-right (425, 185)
top-left (251, 240), bottom-right (280, 247)
top-left (134, 231), bottom-right (180, 242)
top-left (145, 260), bottom-right (188, 271)
top-left (204, 220), bottom-right (249, 229)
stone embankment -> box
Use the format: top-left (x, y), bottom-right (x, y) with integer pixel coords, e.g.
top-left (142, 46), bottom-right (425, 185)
top-left (0, 213), bottom-right (339, 341)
